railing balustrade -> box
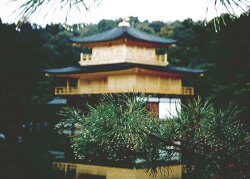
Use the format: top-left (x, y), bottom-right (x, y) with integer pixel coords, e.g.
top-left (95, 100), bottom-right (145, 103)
top-left (80, 53), bottom-right (91, 61)
top-left (156, 54), bottom-right (167, 62)
top-left (55, 85), bottom-right (194, 95)
top-left (79, 53), bottom-right (168, 65)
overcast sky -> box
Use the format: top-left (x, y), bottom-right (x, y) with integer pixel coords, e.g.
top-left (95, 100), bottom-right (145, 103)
top-left (0, 0), bottom-right (247, 26)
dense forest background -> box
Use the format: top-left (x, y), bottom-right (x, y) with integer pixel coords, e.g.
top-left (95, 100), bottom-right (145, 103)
top-left (0, 13), bottom-right (250, 178)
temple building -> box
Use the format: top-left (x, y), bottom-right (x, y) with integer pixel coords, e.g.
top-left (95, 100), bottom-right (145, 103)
top-left (44, 20), bottom-right (204, 119)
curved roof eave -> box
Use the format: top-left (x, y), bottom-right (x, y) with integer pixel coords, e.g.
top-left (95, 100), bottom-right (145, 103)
top-left (71, 27), bottom-right (177, 45)
top-left (43, 63), bottom-right (205, 75)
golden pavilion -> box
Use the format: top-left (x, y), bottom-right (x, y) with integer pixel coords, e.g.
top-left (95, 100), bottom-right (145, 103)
top-left (45, 20), bottom-right (204, 118)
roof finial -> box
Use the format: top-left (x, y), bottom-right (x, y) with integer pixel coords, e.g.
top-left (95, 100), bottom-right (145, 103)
top-left (118, 17), bottom-right (130, 27)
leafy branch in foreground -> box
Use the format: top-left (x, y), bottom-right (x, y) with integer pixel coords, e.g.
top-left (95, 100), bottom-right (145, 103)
top-left (15, 0), bottom-right (102, 25)
top-left (156, 97), bottom-right (250, 178)
top-left (12, 0), bottom-right (250, 28)
top-left (56, 95), bottom-right (250, 178)
top-left (206, 0), bottom-right (249, 31)
top-left (56, 94), bottom-right (167, 168)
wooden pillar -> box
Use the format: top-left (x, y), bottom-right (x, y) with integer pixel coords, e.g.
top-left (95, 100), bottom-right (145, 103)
top-left (164, 53), bottom-right (168, 62)
top-left (80, 52), bottom-right (83, 61)
top-left (77, 79), bottom-right (80, 93)
top-left (66, 79), bottom-right (69, 93)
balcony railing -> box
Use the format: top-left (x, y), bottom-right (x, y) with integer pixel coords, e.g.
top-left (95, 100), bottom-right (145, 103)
top-left (156, 54), bottom-right (167, 62)
top-left (79, 53), bottom-right (168, 66)
top-left (53, 162), bottom-right (182, 179)
top-left (55, 85), bottom-right (194, 96)
top-left (182, 87), bottom-right (194, 95)
top-left (80, 53), bottom-right (91, 61)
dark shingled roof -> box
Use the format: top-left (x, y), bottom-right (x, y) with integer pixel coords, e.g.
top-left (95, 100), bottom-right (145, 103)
top-left (71, 27), bottom-right (177, 45)
top-left (44, 63), bottom-right (205, 76)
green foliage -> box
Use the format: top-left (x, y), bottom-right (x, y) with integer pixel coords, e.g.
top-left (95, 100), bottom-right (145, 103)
top-left (164, 98), bottom-right (250, 178)
top-left (0, 22), bottom-right (78, 137)
top-left (56, 95), bottom-right (250, 178)
top-left (135, 22), bottom-right (155, 34)
top-left (149, 21), bottom-right (165, 33)
top-left (206, 0), bottom-right (250, 31)
top-left (15, 0), bottom-right (102, 25)
top-left (166, 19), bottom-right (208, 67)
top-left (56, 94), bottom-right (166, 168)
top-left (97, 19), bottom-right (117, 32)
top-left (12, 0), bottom-right (249, 27)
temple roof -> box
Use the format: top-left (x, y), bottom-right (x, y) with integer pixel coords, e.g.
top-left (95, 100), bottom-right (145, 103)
top-left (71, 27), bottom-right (176, 45)
top-left (44, 63), bottom-right (205, 76)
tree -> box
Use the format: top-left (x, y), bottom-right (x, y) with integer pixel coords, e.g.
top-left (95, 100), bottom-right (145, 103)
top-left (56, 94), bottom-right (166, 168)
top-left (0, 21), bottom-right (78, 178)
top-left (166, 19), bottom-right (208, 67)
top-left (198, 13), bottom-right (250, 123)
top-left (149, 21), bottom-right (165, 33)
top-left (15, 0), bottom-right (102, 24)
top-left (135, 22), bottom-right (155, 34)
top-left (97, 19), bottom-right (117, 32)
top-left (0, 21), bottom-right (78, 138)
top-left (56, 95), bottom-right (250, 178)
top-left (206, 0), bottom-right (249, 29)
